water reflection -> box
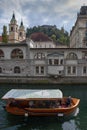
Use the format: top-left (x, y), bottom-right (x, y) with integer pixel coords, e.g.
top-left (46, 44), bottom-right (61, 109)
top-left (3, 115), bottom-right (62, 130)
top-left (62, 118), bottom-right (80, 130)
top-left (0, 112), bottom-right (80, 130)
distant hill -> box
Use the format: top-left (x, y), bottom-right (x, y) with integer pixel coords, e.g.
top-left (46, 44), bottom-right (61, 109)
top-left (26, 25), bottom-right (70, 46)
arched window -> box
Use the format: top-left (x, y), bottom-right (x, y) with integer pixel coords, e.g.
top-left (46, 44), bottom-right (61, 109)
top-left (66, 52), bottom-right (78, 60)
top-left (19, 32), bottom-right (22, 36)
top-left (11, 27), bottom-right (13, 31)
top-left (0, 49), bottom-right (4, 59)
top-left (0, 67), bottom-right (2, 73)
top-left (14, 66), bottom-right (20, 73)
top-left (11, 49), bottom-right (23, 59)
top-left (34, 53), bottom-right (45, 59)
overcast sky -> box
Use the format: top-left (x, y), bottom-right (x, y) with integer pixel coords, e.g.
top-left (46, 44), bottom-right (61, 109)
top-left (0, 0), bottom-right (87, 35)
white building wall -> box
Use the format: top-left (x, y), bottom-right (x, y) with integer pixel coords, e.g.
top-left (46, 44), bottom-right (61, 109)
top-left (0, 45), bottom-right (87, 77)
top-left (0, 46), bottom-right (27, 59)
top-left (48, 66), bottom-right (64, 75)
top-left (33, 41), bottom-right (55, 48)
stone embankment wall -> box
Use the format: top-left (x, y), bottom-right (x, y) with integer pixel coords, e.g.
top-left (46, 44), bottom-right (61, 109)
top-left (0, 76), bottom-right (87, 84)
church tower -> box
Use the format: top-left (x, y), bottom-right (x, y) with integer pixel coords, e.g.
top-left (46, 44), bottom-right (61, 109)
top-left (9, 12), bottom-right (19, 43)
top-left (18, 20), bottom-right (26, 42)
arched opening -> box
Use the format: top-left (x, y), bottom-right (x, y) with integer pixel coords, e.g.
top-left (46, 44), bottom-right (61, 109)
top-left (11, 49), bottom-right (23, 59)
top-left (14, 66), bottom-right (21, 73)
top-left (19, 32), bottom-right (22, 37)
top-left (34, 53), bottom-right (45, 59)
top-left (0, 49), bottom-right (4, 59)
top-left (66, 52), bottom-right (78, 60)
top-left (11, 27), bottom-right (14, 31)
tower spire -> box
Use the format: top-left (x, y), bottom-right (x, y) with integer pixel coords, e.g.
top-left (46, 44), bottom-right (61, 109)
top-left (19, 19), bottom-right (26, 42)
top-left (20, 19), bottom-right (23, 27)
top-left (9, 12), bottom-right (18, 43)
top-left (12, 11), bottom-right (15, 20)
top-left (10, 11), bottom-right (17, 24)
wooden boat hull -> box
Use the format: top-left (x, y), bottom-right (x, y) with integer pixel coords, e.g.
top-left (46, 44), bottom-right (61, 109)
top-left (4, 98), bottom-right (80, 118)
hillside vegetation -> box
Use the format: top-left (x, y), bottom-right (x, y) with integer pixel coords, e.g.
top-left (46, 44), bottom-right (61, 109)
top-left (26, 25), bottom-right (70, 46)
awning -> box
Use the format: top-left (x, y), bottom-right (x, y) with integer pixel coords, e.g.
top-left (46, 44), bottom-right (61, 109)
top-left (2, 89), bottom-right (63, 99)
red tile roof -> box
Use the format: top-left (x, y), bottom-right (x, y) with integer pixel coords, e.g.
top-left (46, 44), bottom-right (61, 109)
top-left (30, 32), bottom-right (52, 42)
top-left (0, 36), bottom-right (2, 42)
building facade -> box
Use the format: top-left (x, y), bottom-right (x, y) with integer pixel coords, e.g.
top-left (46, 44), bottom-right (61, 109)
top-left (70, 6), bottom-right (87, 48)
top-left (0, 42), bottom-right (87, 78)
top-left (0, 7), bottom-right (87, 79)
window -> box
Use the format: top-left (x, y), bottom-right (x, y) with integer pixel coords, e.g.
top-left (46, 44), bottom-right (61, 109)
top-left (34, 53), bottom-right (45, 59)
top-left (49, 59), bottom-right (52, 65)
top-left (11, 49), bottom-right (23, 59)
top-left (0, 50), bottom-right (4, 59)
top-left (16, 27), bottom-right (17, 32)
top-left (66, 52), bottom-right (78, 60)
top-left (41, 66), bottom-right (44, 74)
top-left (54, 59), bottom-right (59, 65)
top-left (60, 59), bottom-right (63, 65)
top-left (67, 66), bottom-right (76, 75)
top-left (35, 66), bottom-right (44, 75)
top-left (67, 66), bottom-right (71, 74)
top-left (83, 66), bottom-right (86, 74)
top-left (19, 32), bottom-right (22, 36)
top-left (72, 66), bottom-right (76, 74)
top-left (11, 27), bottom-right (13, 31)
top-left (42, 53), bottom-right (45, 59)
top-left (59, 71), bottom-right (61, 74)
top-left (38, 53), bottom-right (41, 59)
top-left (36, 66), bottom-right (39, 74)
top-left (14, 66), bottom-right (20, 73)
top-left (0, 67), bottom-right (2, 73)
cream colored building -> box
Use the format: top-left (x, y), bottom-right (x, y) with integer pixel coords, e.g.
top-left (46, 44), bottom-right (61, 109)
top-left (70, 6), bottom-right (87, 48)
top-left (8, 13), bottom-right (26, 43)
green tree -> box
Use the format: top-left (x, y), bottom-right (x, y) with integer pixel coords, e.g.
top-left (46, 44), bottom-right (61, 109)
top-left (26, 25), bottom-right (70, 46)
top-left (2, 25), bottom-right (8, 43)
top-left (51, 34), bottom-right (56, 41)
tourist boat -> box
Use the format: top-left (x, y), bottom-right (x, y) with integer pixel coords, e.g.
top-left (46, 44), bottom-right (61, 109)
top-left (2, 89), bottom-right (80, 118)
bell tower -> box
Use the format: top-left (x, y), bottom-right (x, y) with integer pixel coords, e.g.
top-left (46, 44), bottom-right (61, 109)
top-left (18, 20), bottom-right (26, 42)
top-left (9, 12), bottom-right (19, 43)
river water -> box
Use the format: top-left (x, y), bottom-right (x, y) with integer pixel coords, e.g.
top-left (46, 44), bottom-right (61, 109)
top-left (0, 83), bottom-right (87, 130)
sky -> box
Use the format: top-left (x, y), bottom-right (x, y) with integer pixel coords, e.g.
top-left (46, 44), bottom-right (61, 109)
top-left (0, 0), bottom-right (87, 35)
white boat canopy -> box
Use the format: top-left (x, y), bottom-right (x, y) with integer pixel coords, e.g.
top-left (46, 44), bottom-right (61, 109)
top-left (2, 89), bottom-right (63, 99)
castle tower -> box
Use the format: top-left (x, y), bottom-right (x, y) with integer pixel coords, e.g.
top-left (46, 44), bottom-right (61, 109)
top-left (9, 12), bottom-right (19, 43)
top-left (18, 20), bottom-right (26, 42)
